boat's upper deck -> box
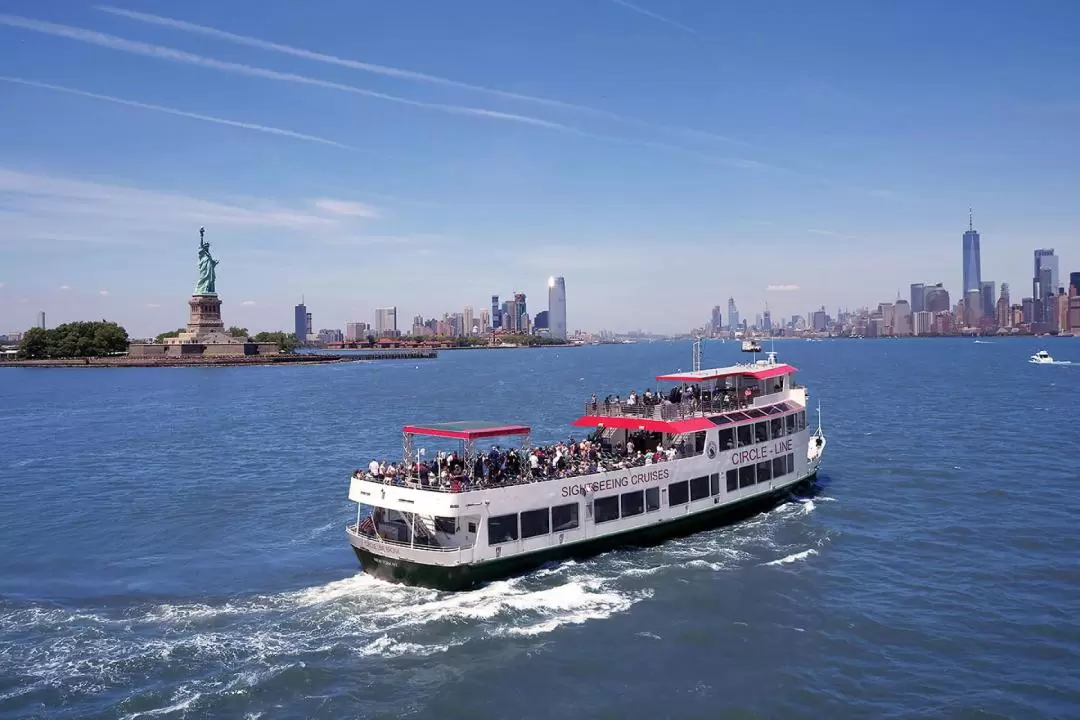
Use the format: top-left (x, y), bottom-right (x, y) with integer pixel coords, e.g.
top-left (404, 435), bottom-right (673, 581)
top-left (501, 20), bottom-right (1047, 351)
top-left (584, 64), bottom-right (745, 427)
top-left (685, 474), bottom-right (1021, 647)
top-left (579, 356), bottom-right (800, 425)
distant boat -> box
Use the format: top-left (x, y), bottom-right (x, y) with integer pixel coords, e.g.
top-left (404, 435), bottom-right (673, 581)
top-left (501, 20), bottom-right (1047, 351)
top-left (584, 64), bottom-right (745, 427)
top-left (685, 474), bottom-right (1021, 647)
top-left (1030, 350), bottom-right (1054, 364)
top-left (741, 339), bottom-right (762, 353)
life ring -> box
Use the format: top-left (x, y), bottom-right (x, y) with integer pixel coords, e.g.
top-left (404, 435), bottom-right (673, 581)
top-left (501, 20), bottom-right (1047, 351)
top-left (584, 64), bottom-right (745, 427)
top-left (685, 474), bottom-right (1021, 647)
top-left (706, 441), bottom-right (717, 459)
top-left (743, 389), bottom-right (752, 398)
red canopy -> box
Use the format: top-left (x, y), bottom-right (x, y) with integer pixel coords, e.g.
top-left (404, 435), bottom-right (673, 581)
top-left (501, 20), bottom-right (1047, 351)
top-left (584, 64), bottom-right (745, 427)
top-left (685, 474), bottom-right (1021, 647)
top-left (403, 422), bottom-right (531, 440)
top-left (570, 415), bottom-right (716, 434)
top-left (656, 363), bottom-right (797, 383)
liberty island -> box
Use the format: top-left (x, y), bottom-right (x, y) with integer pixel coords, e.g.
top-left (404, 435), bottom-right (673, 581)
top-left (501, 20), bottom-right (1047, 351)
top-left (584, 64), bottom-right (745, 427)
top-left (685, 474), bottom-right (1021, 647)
top-left (118, 227), bottom-right (347, 366)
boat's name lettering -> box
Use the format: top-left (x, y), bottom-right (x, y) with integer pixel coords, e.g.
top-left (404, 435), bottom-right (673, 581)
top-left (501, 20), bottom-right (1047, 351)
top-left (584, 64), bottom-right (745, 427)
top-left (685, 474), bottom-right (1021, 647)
top-left (729, 439), bottom-right (793, 466)
top-left (561, 467), bottom-right (670, 497)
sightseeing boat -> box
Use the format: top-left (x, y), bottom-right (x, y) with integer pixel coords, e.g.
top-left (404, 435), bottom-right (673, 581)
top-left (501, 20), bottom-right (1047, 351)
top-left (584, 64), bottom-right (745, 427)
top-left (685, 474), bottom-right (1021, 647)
top-left (346, 349), bottom-right (826, 590)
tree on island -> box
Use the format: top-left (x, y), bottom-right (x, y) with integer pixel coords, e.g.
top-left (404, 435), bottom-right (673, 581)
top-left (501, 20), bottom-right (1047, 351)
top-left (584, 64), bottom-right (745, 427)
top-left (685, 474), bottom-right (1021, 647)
top-left (17, 321), bottom-right (129, 359)
top-left (253, 331), bottom-right (299, 353)
top-left (226, 326), bottom-right (250, 340)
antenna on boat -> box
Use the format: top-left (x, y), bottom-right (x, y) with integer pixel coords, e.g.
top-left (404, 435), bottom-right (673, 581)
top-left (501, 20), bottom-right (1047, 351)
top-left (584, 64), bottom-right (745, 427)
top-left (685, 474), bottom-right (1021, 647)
top-left (815, 400), bottom-right (823, 434)
top-left (692, 335), bottom-right (703, 372)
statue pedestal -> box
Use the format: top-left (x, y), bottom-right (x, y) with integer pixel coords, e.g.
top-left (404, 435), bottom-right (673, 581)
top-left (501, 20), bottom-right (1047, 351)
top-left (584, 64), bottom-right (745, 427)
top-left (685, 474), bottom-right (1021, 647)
top-left (164, 294), bottom-right (244, 346)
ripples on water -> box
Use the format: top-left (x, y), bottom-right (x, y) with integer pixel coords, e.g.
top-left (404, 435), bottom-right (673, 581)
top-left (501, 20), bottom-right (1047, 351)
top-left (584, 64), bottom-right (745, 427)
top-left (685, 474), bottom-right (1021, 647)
top-left (2, 339), bottom-right (1079, 718)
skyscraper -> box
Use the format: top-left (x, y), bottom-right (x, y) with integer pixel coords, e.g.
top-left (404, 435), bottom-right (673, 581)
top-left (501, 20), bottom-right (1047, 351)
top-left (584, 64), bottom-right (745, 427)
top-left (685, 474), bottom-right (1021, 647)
top-left (36, 311), bottom-right (45, 330)
top-left (710, 305), bottom-right (723, 334)
top-left (547, 276), bottom-right (567, 340)
top-left (490, 295), bottom-right (501, 330)
top-left (293, 300), bottom-right (307, 342)
top-left (1033, 249), bottom-right (1057, 322)
top-left (463, 305), bottom-right (475, 335)
top-left (375, 307), bottom-right (397, 337)
top-left (962, 209), bottom-right (982, 296)
top-left (980, 281), bottom-right (996, 320)
top-left (1070, 272), bottom-right (1080, 296)
top-left (726, 298), bottom-right (739, 331)
top-left (923, 284), bottom-right (951, 313)
top-left (910, 283), bottom-right (926, 313)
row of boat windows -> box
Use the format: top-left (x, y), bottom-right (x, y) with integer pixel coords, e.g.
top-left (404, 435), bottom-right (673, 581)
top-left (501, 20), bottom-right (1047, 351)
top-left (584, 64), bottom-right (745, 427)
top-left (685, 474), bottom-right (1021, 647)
top-left (720, 411), bottom-right (807, 449)
top-left (486, 452), bottom-right (797, 544)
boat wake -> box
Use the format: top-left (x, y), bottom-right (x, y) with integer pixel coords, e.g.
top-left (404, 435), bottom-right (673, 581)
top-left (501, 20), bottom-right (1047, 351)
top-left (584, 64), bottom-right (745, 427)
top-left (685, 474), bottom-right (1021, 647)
top-left (0, 498), bottom-right (825, 716)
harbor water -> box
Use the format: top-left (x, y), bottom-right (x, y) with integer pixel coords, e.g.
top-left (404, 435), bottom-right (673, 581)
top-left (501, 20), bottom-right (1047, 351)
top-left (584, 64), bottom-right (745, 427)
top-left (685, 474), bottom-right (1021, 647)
top-left (2, 339), bottom-right (1079, 719)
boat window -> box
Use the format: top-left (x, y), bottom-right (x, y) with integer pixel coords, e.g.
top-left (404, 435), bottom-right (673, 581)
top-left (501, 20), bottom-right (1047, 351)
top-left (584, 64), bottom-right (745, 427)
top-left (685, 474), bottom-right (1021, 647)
top-left (718, 428), bottom-right (735, 449)
top-left (520, 508), bottom-right (550, 539)
top-left (786, 413), bottom-right (796, 433)
top-left (772, 456), bottom-right (786, 478)
top-left (668, 480), bottom-right (689, 505)
top-left (786, 453), bottom-right (795, 474)
top-left (434, 517), bottom-right (457, 534)
top-left (594, 496), bottom-right (620, 523)
top-left (726, 469), bottom-right (738, 492)
top-left (745, 408), bottom-right (767, 418)
top-left (693, 431), bottom-right (707, 454)
top-left (755, 422), bottom-right (769, 443)
top-left (737, 423), bottom-right (753, 447)
top-left (487, 514), bottom-right (518, 544)
top-left (468, 522), bottom-right (477, 534)
top-left (710, 473), bottom-right (720, 496)
top-left (690, 475), bottom-right (709, 501)
top-left (797, 412), bottom-right (807, 431)
top-left (645, 487), bottom-right (661, 511)
top-left (771, 417), bottom-right (785, 438)
top-left (726, 411), bottom-right (750, 422)
top-left (621, 490), bottom-right (645, 517)
top-left (765, 404), bottom-right (782, 415)
top-left (756, 460), bottom-right (772, 483)
top-left (552, 502), bottom-right (579, 531)
top-left (739, 465), bottom-right (755, 488)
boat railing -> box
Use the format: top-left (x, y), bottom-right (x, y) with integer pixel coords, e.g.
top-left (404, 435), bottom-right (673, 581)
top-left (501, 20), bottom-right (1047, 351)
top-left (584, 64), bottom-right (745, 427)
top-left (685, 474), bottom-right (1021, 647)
top-left (347, 523), bottom-right (466, 553)
top-left (353, 449), bottom-right (682, 495)
top-left (583, 395), bottom-right (757, 420)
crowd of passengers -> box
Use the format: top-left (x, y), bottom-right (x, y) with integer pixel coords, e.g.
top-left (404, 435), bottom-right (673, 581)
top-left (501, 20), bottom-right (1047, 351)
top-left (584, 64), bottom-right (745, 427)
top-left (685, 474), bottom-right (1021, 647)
top-left (588, 381), bottom-right (782, 415)
top-left (355, 429), bottom-right (689, 492)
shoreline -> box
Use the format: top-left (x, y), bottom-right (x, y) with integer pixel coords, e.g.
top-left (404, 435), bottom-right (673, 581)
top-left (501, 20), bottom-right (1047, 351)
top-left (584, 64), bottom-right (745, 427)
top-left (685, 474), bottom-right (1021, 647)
top-left (0, 354), bottom-right (357, 369)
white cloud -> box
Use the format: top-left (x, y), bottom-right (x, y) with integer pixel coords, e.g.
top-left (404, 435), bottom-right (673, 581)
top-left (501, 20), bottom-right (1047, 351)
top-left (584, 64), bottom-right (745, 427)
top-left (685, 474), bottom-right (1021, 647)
top-left (766, 284), bottom-right (800, 292)
top-left (312, 198), bottom-right (379, 218)
top-left (1, 77), bottom-right (359, 150)
top-left (0, 167), bottom-right (386, 247)
top-left (146, 302), bottom-right (162, 308)
top-left (96, 5), bottom-right (747, 146)
top-left (99, 289), bottom-right (109, 296)
top-left (607, 0), bottom-right (700, 36)
top-left (59, 284), bottom-right (70, 290)
top-left (240, 300), bottom-right (256, 306)
top-left (0, 14), bottom-right (571, 132)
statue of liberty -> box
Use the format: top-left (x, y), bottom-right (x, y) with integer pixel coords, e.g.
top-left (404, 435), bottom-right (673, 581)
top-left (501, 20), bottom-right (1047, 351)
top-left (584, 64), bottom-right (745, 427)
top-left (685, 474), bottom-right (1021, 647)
top-left (196, 226), bottom-right (218, 295)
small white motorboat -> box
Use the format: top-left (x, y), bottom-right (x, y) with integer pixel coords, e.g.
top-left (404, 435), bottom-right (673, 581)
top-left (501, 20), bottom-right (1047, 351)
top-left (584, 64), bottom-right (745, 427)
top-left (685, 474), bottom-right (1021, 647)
top-left (1030, 350), bottom-right (1054, 364)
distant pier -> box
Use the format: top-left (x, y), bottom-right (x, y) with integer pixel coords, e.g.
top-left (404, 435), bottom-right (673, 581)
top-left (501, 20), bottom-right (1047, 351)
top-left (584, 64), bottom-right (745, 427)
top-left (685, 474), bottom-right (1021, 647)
top-left (334, 349), bottom-right (438, 361)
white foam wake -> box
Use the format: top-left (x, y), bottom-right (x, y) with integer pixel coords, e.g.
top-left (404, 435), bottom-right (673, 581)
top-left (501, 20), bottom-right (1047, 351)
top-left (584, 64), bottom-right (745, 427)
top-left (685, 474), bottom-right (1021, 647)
top-left (765, 548), bottom-right (818, 566)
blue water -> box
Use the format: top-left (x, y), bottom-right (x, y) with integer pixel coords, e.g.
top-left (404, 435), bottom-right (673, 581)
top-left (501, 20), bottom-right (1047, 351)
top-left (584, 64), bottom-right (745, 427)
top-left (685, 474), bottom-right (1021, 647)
top-left (2, 339), bottom-right (1079, 719)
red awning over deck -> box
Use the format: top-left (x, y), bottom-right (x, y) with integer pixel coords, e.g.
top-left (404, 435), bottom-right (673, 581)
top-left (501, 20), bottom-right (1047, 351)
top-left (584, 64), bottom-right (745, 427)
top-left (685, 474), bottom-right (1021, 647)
top-left (656, 363), bottom-right (797, 383)
top-left (402, 422), bottom-right (531, 440)
top-left (570, 415), bottom-right (716, 434)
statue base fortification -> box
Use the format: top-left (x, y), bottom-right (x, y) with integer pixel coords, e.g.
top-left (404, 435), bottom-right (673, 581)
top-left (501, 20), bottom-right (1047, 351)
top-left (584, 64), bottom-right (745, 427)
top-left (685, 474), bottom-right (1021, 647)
top-left (129, 293), bottom-right (279, 359)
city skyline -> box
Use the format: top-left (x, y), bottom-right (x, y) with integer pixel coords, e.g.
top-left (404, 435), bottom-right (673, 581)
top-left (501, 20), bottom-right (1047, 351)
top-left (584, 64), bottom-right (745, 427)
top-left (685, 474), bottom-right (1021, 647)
top-left (1, 2), bottom-right (1079, 336)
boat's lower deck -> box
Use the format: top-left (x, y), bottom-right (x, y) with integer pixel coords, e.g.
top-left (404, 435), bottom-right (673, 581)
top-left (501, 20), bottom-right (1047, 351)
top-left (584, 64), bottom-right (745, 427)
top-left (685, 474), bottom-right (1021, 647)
top-left (350, 470), bottom-right (818, 591)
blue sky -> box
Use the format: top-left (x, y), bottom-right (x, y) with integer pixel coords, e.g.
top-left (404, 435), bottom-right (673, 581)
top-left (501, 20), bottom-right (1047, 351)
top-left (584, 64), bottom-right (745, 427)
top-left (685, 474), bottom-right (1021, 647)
top-left (1, 0), bottom-right (1078, 336)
